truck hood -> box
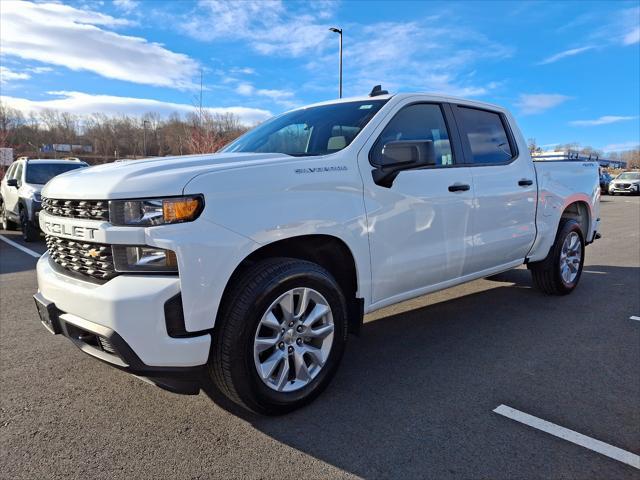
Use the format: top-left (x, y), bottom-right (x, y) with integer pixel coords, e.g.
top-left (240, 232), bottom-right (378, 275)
top-left (42, 152), bottom-right (294, 199)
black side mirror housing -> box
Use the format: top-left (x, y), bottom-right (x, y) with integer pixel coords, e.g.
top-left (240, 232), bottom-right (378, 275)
top-left (372, 140), bottom-right (436, 188)
top-left (7, 178), bottom-right (18, 188)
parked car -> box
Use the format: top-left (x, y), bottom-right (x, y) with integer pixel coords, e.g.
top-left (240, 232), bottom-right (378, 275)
top-left (34, 91), bottom-right (600, 414)
top-left (0, 158), bottom-right (88, 240)
top-left (599, 171), bottom-right (612, 194)
top-left (608, 171), bottom-right (640, 195)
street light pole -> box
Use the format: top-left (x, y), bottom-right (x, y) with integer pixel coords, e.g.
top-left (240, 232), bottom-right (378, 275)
top-left (329, 27), bottom-right (343, 98)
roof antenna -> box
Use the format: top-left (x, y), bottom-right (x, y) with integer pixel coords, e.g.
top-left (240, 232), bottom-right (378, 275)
top-left (369, 85), bottom-right (388, 97)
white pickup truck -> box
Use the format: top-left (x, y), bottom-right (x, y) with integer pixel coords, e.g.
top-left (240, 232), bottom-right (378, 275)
top-left (34, 91), bottom-right (600, 414)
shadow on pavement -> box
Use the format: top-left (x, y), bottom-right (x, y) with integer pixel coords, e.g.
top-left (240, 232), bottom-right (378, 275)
top-left (202, 264), bottom-right (639, 478)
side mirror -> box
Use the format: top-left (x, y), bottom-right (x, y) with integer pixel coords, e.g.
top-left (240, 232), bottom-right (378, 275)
top-left (7, 178), bottom-right (18, 188)
top-left (372, 140), bottom-right (436, 188)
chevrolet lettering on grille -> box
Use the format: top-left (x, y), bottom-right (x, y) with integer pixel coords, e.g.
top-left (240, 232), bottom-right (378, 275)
top-left (43, 221), bottom-right (99, 240)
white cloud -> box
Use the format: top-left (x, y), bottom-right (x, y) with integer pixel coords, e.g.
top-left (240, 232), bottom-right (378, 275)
top-left (623, 26), bottom-right (640, 45)
top-left (0, 91), bottom-right (272, 125)
top-left (182, 0), bottom-right (334, 57)
top-left (0, 1), bottom-right (200, 89)
top-left (590, 7), bottom-right (640, 47)
top-left (236, 83), bottom-right (255, 96)
top-left (235, 83), bottom-right (296, 107)
top-left (0, 66), bottom-right (31, 84)
top-left (515, 94), bottom-right (571, 115)
top-left (570, 115), bottom-right (637, 126)
top-left (308, 20), bottom-right (511, 98)
top-left (230, 67), bottom-right (255, 75)
top-left (538, 46), bottom-right (594, 65)
top-left (113, 0), bottom-right (139, 14)
top-left (602, 141), bottom-right (640, 152)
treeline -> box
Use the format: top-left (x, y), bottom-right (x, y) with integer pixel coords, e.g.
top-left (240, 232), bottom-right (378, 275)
top-left (0, 103), bottom-right (249, 162)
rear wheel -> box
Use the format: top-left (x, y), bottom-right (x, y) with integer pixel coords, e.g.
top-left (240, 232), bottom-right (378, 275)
top-left (529, 218), bottom-right (585, 295)
top-left (209, 258), bottom-right (348, 415)
top-left (20, 207), bottom-right (39, 242)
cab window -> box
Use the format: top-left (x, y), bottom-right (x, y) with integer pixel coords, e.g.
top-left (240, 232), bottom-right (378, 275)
top-left (456, 107), bottom-right (515, 165)
top-left (370, 104), bottom-right (454, 167)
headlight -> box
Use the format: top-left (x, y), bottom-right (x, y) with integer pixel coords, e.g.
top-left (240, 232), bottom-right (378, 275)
top-left (113, 246), bottom-right (178, 273)
top-left (110, 195), bottom-right (203, 226)
top-left (33, 193), bottom-right (42, 202)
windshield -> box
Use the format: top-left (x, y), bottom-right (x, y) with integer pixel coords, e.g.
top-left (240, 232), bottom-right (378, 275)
top-left (616, 172), bottom-right (640, 180)
top-left (25, 163), bottom-right (86, 184)
top-left (221, 100), bottom-right (388, 156)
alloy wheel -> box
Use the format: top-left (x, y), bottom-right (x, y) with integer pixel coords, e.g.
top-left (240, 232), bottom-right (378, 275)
top-left (253, 287), bottom-right (334, 393)
top-left (559, 231), bottom-right (582, 284)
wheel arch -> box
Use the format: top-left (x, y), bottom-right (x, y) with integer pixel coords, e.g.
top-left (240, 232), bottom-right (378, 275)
top-left (560, 200), bottom-right (590, 238)
top-left (217, 234), bottom-right (364, 335)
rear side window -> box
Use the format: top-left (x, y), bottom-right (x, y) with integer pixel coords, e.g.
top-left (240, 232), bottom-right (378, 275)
top-left (370, 104), bottom-right (454, 167)
top-left (456, 107), bottom-right (514, 165)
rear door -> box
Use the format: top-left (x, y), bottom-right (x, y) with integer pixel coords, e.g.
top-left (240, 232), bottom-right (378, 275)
top-left (452, 105), bottom-right (537, 274)
top-left (358, 101), bottom-right (475, 304)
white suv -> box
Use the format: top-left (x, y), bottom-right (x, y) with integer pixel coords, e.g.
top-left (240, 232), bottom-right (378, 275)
top-left (0, 158), bottom-right (88, 241)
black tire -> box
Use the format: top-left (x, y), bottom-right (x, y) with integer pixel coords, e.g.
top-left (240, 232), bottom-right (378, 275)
top-left (529, 218), bottom-right (585, 295)
top-left (19, 207), bottom-right (39, 242)
top-left (209, 258), bottom-right (349, 415)
top-left (0, 200), bottom-right (17, 230)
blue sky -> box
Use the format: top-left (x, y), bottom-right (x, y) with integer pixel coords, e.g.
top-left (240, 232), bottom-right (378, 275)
top-left (1, 0), bottom-right (639, 153)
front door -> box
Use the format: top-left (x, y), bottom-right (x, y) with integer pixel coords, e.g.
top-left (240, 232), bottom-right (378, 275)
top-left (358, 102), bottom-right (475, 304)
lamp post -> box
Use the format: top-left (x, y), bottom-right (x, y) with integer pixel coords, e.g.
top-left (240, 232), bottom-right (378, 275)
top-left (329, 27), bottom-right (343, 98)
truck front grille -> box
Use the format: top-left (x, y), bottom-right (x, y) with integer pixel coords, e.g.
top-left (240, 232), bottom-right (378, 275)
top-left (42, 197), bottom-right (109, 221)
top-left (45, 235), bottom-right (117, 281)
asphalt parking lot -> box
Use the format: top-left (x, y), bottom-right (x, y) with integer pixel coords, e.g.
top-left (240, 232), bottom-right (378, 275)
top-left (1, 195), bottom-right (638, 479)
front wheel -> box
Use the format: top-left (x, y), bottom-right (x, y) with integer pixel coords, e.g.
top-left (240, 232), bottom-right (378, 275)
top-left (20, 208), bottom-right (39, 242)
top-left (1, 201), bottom-right (17, 231)
top-left (529, 218), bottom-right (585, 295)
top-left (209, 258), bottom-right (349, 415)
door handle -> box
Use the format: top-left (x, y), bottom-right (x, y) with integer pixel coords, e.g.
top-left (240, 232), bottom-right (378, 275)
top-left (518, 179), bottom-right (533, 187)
top-left (448, 183), bottom-right (470, 192)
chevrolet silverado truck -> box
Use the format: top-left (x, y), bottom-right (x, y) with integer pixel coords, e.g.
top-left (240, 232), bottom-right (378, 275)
top-left (34, 91), bottom-right (600, 414)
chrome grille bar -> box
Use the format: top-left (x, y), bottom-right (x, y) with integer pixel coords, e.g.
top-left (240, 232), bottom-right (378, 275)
top-left (42, 198), bottom-right (109, 222)
top-left (45, 235), bottom-right (117, 281)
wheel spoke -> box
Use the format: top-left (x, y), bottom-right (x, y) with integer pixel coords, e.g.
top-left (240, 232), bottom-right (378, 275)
top-left (561, 264), bottom-right (569, 282)
top-left (302, 344), bottom-right (326, 367)
top-left (307, 323), bottom-right (334, 339)
top-left (274, 357), bottom-right (290, 391)
top-left (293, 350), bottom-right (311, 382)
top-left (260, 349), bottom-right (285, 380)
top-left (261, 311), bottom-right (281, 330)
top-left (302, 304), bottom-right (330, 327)
top-left (295, 288), bottom-right (311, 319)
top-left (278, 291), bottom-right (295, 321)
top-left (254, 335), bottom-right (279, 353)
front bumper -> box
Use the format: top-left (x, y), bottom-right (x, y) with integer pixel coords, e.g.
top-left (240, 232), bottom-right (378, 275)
top-left (609, 183), bottom-right (639, 194)
top-left (36, 253), bottom-right (211, 382)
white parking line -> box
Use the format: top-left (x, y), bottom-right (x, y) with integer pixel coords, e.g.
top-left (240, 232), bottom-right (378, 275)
top-left (493, 404), bottom-right (640, 469)
top-left (630, 316), bottom-right (640, 322)
top-left (0, 235), bottom-right (42, 259)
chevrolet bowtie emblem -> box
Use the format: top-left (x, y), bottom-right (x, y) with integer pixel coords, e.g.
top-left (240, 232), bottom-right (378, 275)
top-left (87, 248), bottom-right (100, 258)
